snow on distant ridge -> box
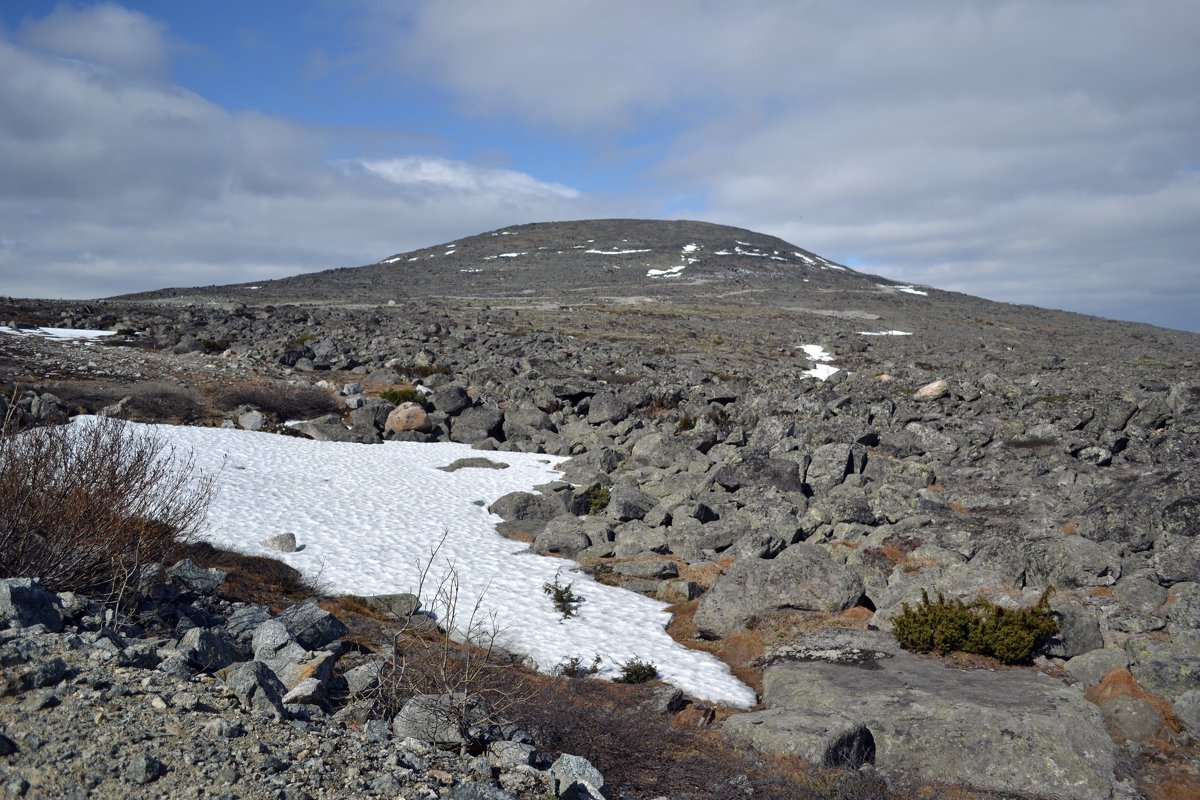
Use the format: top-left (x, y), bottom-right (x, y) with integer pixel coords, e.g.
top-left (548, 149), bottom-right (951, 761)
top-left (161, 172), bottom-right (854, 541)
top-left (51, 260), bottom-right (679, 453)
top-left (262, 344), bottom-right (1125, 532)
top-left (89, 420), bottom-right (755, 707)
top-left (585, 248), bottom-right (652, 255)
top-left (0, 326), bottom-right (116, 341)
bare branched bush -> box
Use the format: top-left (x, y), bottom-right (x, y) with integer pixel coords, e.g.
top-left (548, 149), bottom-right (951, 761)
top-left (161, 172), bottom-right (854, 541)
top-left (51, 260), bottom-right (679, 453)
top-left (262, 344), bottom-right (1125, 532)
top-left (377, 532), bottom-right (536, 753)
top-left (212, 384), bottom-right (341, 420)
top-left (0, 417), bottom-right (213, 601)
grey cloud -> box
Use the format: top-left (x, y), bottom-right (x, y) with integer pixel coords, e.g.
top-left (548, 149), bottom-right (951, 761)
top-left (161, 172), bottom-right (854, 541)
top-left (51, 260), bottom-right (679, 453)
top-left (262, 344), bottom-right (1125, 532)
top-left (17, 3), bottom-right (170, 79)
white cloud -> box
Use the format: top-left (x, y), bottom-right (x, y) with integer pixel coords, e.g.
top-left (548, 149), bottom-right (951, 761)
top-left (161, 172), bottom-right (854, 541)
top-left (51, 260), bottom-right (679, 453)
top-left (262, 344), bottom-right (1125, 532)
top-left (17, 2), bottom-right (170, 80)
top-left (351, 156), bottom-right (579, 199)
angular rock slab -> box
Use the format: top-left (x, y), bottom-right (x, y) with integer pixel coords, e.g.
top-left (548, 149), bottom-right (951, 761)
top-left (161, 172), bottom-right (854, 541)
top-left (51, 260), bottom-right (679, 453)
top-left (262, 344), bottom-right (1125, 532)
top-left (746, 653), bottom-right (1115, 800)
top-left (693, 542), bottom-right (863, 638)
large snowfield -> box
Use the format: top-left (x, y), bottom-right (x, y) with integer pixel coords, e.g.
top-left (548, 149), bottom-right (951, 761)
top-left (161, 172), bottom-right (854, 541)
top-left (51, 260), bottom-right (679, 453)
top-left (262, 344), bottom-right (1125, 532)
top-left (87, 418), bottom-right (757, 707)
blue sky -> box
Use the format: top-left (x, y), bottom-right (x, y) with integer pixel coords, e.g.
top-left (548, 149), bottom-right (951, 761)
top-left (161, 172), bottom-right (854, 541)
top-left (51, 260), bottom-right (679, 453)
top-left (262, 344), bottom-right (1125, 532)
top-left (1, 1), bottom-right (1198, 332)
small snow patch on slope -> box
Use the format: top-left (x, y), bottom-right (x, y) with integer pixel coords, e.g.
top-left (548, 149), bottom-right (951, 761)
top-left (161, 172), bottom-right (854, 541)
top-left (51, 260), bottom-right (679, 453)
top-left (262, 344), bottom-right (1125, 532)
top-left (586, 248), bottom-right (652, 255)
top-left (878, 283), bottom-right (928, 296)
top-left (859, 330), bottom-right (913, 336)
top-left (799, 344), bottom-right (839, 381)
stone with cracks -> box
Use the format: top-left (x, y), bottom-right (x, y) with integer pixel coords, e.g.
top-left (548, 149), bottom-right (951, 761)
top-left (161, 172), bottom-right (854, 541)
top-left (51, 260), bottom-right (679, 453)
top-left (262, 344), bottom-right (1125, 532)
top-left (694, 543), bottom-right (863, 638)
top-left (750, 651), bottom-right (1115, 800)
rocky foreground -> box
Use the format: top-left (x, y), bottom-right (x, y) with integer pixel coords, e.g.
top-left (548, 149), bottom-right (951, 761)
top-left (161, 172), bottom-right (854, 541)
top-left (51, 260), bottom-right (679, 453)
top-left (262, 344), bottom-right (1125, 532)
top-left (2, 219), bottom-right (1200, 799)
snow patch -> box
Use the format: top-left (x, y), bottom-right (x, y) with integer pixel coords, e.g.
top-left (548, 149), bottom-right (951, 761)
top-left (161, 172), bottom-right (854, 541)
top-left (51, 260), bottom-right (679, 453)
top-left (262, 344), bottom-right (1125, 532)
top-left (878, 284), bottom-right (928, 296)
top-left (498, 252), bottom-right (526, 258)
top-left (799, 343), bottom-right (839, 381)
top-left (585, 248), bottom-right (652, 255)
top-left (647, 265), bottom-right (687, 278)
top-left (858, 330), bottom-right (913, 336)
top-left (82, 420), bottom-right (754, 706)
top-left (0, 326), bottom-right (116, 341)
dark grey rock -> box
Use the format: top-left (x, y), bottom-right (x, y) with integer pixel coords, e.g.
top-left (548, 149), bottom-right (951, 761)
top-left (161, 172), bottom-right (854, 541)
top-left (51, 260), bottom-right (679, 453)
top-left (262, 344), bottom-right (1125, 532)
top-left (126, 753), bottom-right (166, 785)
top-left (447, 782), bottom-right (517, 800)
top-left (277, 602), bottom-right (348, 650)
top-left (532, 516), bottom-right (591, 559)
top-left (0, 579), bottom-right (63, 632)
top-left (1028, 536), bottom-right (1121, 589)
top-left (450, 406), bottom-right (505, 444)
top-left (586, 391), bottom-right (628, 424)
top-left (550, 753), bottom-right (611, 800)
top-left (178, 627), bottom-right (239, 672)
top-left (430, 385), bottom-right (472, 415)
top-left (224, 660), bottom-right (287, 720)
top-left (1152, 536), bottom-right (1200, 585)
top-left (604, 486), bottom-right (656, 522)
top-left (806, 443), bottom-right (852, 494)
top-left (167, 559), bottom-right (227, 595)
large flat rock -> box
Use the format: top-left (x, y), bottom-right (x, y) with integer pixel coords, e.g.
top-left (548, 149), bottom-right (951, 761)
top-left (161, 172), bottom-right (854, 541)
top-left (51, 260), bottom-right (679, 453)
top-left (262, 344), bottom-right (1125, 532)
top-left (725, 633), bottom-right (1115, 800)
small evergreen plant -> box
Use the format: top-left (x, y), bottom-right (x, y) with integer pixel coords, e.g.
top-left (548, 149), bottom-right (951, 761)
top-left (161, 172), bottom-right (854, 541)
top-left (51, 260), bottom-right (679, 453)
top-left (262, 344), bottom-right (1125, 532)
top-left (613, 657), bottom-right (658, 684)
top-left (892, 589), bottom-right (1058, 665)
top-left (543, 573), bottom-right (583, 619)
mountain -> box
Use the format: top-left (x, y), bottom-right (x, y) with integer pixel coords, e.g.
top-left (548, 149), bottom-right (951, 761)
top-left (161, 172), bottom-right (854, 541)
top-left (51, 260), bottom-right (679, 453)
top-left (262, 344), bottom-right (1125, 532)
top-left (121, 218), bottom-right (909, 303)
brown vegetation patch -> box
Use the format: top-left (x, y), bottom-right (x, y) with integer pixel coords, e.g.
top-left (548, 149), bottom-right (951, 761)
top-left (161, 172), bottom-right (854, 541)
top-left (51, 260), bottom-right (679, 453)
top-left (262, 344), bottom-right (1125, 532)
top-left (209, 382), bottom-right (341, 420)
top-left (1084, 668), bottom-right (1183, 734)
top-left (174, 540), bottom-right (313, 610)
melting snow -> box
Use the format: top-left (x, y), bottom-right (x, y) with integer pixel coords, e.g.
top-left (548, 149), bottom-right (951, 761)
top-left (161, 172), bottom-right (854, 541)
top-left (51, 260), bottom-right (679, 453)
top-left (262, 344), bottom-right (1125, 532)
top-left (81, 419), bottom-right (755, 707)
top-left (647, 265), bottom-right (687, 278)
top-left (858, 330), bottom-right (913, 336)
top-left (0, 326), bottom-right (116, 341)
top-left (714, 250), bottom-right (732, 256)
top-left (793, 252), bottom-right (816, 265)
top-left (879, 284), bottom-right (928, 296)
top-left (804, 364), bottom-right (841, 381)
top-left (682, 244), bottom-right (700, 254)
top-left (799, 344), bottom-right (840, 381)
top-left (460, 269), bottom-right (483, 274)
top-left (585, 248), bottom-right (652, 255)
top-left (381, 256), bottom-right (404, 264)
top-left (800, 344), bottom-right (834, 362)
top-left (498, 252), bottom-right (526, 258)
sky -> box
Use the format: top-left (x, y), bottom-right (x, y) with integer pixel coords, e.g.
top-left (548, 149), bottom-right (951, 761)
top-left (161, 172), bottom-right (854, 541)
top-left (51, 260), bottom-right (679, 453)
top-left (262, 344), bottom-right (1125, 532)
top-left (1, 1), bottom-right (1197, 332)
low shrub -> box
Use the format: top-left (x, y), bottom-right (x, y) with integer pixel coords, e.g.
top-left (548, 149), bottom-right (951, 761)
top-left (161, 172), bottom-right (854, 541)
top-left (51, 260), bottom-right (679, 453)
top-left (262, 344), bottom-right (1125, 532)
top-left (585, 486), bottom-right (610, 515)
top-left (380, 386), bottom-right (426, 407)
top-left (892, 589), bottom-right (1058, 664)
top-left (0, 417), bottom-right (213, 601)
top-left (612, 657), bottom-right (658, 684)
top-left (543, 573), bottom-right (583, 619)
top-left (212, 383), bottom-right (340, 420)
top-left (553, 654), bottom-right (602, 678)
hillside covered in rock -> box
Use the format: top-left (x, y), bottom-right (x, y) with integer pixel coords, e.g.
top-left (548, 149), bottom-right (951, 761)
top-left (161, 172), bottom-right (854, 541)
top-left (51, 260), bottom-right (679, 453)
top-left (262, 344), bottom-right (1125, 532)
top-left (3, 218), bottom-right (1199, 799)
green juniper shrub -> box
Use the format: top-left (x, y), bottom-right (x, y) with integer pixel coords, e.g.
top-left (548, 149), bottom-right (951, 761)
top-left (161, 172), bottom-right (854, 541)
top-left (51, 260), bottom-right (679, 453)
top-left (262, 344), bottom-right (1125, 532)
top-left (613, 657), bottom-right (658, 684)
top-left (585, 486), bottom-right (610, 515)
top-left (892, 588), bottom-right (1058, 665)
top-left (554, 654), bottom-right (602, 678)
top-left (543, 573), bottom-right (583, 619)
top-left (379, 386), bottom-right (426, 407)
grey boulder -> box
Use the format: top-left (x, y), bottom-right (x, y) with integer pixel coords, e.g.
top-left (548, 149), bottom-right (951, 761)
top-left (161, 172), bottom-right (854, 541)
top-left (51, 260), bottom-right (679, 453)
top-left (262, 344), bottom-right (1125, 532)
top-left (693, 543), bottom-right (863, 638)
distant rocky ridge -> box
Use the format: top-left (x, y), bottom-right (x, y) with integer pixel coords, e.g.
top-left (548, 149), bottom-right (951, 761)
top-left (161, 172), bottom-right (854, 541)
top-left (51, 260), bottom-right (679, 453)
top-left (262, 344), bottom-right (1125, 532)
top-left (3, 218), bottom-right (1200, 798)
